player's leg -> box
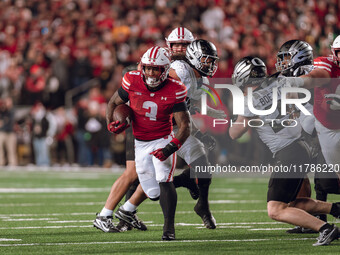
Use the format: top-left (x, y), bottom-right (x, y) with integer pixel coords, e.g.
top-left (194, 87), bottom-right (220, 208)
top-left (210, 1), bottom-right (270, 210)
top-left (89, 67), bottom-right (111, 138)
top-left (103, 161), bottom-right (138, 211)
top-left (124, 179), bottom-right (140, 201)
top-left (267, 175), bottom-right (340, 246)
top-left (115, 183), bottom-right (148, 231)
top-left (193, 156), bottom-right (216, 229)
top-left (173, 134), bottom-right (201, 199)
top-left (177, 135), bottom-right (215, 229)
top-left (315, 120), bottom-right (340, 165)
top-left (173, 167), bottom-right (199, 199)
top-left (286, 177), bottom-right (317, 233)
top-left (116, 137), bottom-right (161, 231)
top-left (116, 178), bottom-right (140, 231)
top-left (93, 160), bottom-right (138, 233)
top-left (153, 147), bottom-right (177, 241)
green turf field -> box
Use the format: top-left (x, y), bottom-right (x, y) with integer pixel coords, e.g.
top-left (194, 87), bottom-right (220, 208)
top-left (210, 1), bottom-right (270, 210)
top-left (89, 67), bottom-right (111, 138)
top-left (0, 168), bottom-right (339, 254)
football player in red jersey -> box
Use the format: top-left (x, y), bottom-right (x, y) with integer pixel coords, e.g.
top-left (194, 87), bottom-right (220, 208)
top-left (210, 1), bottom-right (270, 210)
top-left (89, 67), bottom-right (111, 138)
top-left (94, 28), bottom-right (202, 234)
top-left (282, 35), bottom-right (340, 168)
top-left (108, 46), bottom-right (190, 241)
top-left (115, 39), bottom-right (221, 231)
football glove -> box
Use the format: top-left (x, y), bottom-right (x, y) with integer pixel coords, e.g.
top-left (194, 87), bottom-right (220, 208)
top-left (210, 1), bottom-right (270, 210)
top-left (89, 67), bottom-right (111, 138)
top-left (279, 77), bottom-right (304, 88)
top-left (150, 138), bottom-right (181, 161)
top-left (207, 107), bottom-right (227, 119)
top-left (194, 131), bottom-right (216, 151)
top-left (325, 93), bottom-right (340, 110)
top-left (107, 120), bottom-right (129, 134)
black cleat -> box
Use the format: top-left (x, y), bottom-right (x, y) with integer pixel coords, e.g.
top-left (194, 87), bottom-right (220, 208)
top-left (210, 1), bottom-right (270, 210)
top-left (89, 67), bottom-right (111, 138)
top-left (313, 224), bottom-right (339, 246)
top-left (194, 203), bottom-right (216, 229)
top-left (93, 214), bottom-right (120, 233)
top-left (286, 226), bottom-right (318, 234)
top-left (162, 232), bottom-right (175, 241)
top-left (115, 208), bottom-right (147, 231)
top-left (116, 219), bottom-right (133, 232)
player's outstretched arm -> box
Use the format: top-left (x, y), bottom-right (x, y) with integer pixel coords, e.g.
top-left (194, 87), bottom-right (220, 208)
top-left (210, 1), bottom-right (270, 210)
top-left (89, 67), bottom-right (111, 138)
top-left (284, 68), bottom-right (331, 90)
top-left (300, 68), bottom-right (331, 89)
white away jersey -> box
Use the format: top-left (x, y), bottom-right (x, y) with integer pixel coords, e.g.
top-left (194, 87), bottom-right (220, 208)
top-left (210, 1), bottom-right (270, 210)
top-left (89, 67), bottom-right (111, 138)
top-left (171, 60), bottom-right (209, 101)
top-left (243, 79), bottom-right (302, 155)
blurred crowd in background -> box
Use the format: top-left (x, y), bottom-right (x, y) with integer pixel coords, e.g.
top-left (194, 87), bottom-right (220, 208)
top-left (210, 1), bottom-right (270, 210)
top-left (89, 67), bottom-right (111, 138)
top-left (0, 0), bottom-right (339, 167)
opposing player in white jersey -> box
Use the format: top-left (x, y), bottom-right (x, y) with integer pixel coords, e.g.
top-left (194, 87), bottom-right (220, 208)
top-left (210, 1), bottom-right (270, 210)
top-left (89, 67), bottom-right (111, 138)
top-left (169, 39), bottom-right (226, 229)
top-left (276, 40), bottom-right (340, 234)
top-left (229, 55), bottom-right (340, 246)
top-left (282, 35), bottom-right (340, 167)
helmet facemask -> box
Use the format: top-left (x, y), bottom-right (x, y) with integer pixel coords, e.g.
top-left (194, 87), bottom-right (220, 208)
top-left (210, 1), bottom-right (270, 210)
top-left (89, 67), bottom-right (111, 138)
top-left (169, 43), bottom-right (189, 60)
top-left (331, 48), bottom-right (340, 67)
top-left (197, 54), bottom-right (219, 77)
top-left (186, 40), bottom-right (219, 77)
top-left (331, 35), bottom-right (340, 67)
top-left (275, 51), bottom-right (295, 74)
top-left (142, 65), bottom-right (169, 88)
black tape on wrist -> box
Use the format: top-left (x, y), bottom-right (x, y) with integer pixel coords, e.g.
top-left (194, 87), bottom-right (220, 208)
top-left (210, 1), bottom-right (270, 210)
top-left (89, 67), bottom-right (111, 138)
top-left (162, 142), bottom-right (179, 158)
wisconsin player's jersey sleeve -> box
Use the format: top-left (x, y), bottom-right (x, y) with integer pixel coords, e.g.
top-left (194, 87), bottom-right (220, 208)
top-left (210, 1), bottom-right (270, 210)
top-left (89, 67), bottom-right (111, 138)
top-left (172, 83), bottom-right (188, 112)
top-left (314, 57), bottom-right (333, 75)
top-left (119, 71), bottom-right (142, 102)
top-left (174, 81), bottom-right (187, 104)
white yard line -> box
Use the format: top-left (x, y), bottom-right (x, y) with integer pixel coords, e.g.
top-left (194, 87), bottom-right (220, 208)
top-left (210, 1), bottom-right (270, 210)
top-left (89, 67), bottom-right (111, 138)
top-left (0, 188), bottom-right (110, 193)
top-left (249, 228), bottom-right (293, 231)
top-left (0, 238), bottom-right (22, 242)
top-left (0, 210), bottom-right (267, 218)
top-left (0, 200), bottom-right (263, 207)
top-left (0, 222), bottom-right (288, 230)
top-left (0, 238), bottom-right (316, 247)
top-left (3, 218), bottom-right (58, 221)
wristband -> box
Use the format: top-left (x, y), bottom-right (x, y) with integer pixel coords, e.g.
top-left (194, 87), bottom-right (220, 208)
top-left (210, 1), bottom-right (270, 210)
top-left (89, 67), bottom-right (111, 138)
top-left (170, 138), bottom-right (182, 149)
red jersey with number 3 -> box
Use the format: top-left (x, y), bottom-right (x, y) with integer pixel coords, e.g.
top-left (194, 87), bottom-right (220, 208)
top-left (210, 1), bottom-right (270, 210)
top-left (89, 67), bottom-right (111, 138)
top-left (121, 71), bottom-right (187, 140)
top-left (313, 56), bottom-right (340, 129)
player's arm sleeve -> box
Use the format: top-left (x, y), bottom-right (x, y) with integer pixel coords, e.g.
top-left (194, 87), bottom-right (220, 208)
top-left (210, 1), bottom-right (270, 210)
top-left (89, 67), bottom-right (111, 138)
top-left (173, 101), bottom-right (187, 112)
top-left (313, 59), bottom-right (332, 75)
top-left (118, 73), bottom-right (131, 102)
top-left (173, 84), bottom-right (188, 112)
top-left (118, 87), bottom-right (129, 103)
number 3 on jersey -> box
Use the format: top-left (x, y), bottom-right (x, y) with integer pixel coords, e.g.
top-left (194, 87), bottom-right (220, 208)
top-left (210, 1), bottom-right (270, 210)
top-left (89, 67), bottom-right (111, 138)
top-left (143, 101), bottom-right (158, 121)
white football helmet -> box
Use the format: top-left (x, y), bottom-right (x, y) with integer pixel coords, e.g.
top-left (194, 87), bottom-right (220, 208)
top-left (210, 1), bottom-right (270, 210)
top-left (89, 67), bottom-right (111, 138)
top-left (140, 46), bottom-right (171, 88)
top-left (331, 35), bottom-right (340, 67)
top-left (166, 27), bottom-right (195, 58)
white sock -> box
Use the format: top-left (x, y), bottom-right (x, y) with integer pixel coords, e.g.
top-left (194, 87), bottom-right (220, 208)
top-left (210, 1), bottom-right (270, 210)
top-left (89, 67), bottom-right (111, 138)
top-left (99, 207), bottom-right (113, 217)
top-left (121, 200), bottom-right (137, 212)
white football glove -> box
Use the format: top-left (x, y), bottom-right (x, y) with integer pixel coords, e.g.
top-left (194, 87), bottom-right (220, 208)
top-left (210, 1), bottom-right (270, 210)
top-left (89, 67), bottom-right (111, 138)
top-left (325, 93), bottom-right (340, 110)
top-left (279, 77), bottom-right (304, 88)
top-left (206, 106), bottom-right (227, 119)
